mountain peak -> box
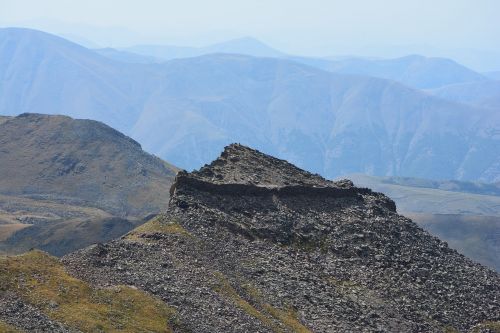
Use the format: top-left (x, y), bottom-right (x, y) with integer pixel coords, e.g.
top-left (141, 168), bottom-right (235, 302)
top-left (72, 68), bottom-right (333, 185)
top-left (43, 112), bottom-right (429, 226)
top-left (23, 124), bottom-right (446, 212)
top-left (191, 143), bottom-right (341, 187)
top-left (0, 27), bottom-right (88, 51)
top-left (206, 36), bottom-right (284, 57)
top-left (63, 144), bottom-right (499, 332)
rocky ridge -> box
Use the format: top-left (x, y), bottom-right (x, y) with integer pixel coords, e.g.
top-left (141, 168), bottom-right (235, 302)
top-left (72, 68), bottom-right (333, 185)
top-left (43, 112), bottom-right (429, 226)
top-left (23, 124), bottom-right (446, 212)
top-left (60, 144), bottom-right (500, 332)
top-left (1, 144), bottom-right (498, 332)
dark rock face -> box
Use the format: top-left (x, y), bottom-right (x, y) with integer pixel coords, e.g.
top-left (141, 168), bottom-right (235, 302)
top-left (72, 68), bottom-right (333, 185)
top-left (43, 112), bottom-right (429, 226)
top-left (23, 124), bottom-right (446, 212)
top-left (63, 144), bottom-right (500, 332)
top-left (192, 144), bottom-right (336, 187)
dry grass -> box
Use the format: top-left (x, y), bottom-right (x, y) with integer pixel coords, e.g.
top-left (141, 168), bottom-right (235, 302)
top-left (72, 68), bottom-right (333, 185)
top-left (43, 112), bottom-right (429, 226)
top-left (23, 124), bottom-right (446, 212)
top-left (262, 305), bottom-right (311, 333)
top-left (0, 194), bottom-right (112, 218)
top-left (126, 216), bottom-right (191, 241)
top-left (0, 224), bottom-right (31, 241)
top-left (213, 273), bottom-right (312, 333)
top-left (212, 272), bottom-right (281, 331)
top-left (471, 321), bottom-right (500, 333)
top-left (0, 250), bottom-right (177, 332)
top-left (0, 321), bottom-right (23, 333)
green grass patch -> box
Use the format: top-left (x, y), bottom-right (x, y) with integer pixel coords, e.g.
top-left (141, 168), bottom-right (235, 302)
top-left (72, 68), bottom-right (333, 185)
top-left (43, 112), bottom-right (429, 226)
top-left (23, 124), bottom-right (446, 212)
top-left (0, 250), bottom-right (177, 332)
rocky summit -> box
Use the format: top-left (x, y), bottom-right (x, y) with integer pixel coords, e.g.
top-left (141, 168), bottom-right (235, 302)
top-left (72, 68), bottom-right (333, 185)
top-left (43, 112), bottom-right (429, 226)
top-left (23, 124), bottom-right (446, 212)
top-left (1, 144), bottom-right (499, 332)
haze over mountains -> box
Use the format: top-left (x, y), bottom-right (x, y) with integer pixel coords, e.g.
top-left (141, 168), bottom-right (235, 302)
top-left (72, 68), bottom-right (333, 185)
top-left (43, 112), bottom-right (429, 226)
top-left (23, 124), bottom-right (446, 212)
top-left (105, 37), bottom-right (490, 90)
top-left (0, 25), bottom-right (499, 331)
top-left (118, 36), bottom-right (285, 61)
top-left (1, 27), bottom-right (499, 183)
top-left (430, 80), bottom-right (500, 110)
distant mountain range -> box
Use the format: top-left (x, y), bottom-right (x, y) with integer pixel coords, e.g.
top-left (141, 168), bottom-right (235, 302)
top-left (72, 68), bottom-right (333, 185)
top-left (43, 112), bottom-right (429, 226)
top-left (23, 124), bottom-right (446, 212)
top-left (484, 71), bottom-right (500, 80)
top-left (94, 47), bottom-right (162, 64)
top-left (119, 36), bottom-right (285, 61)
top-left (429, 80), bottom-right (500, 110)
top-left (104, 39), bottom-right (500, 109)
top-left (312, 54), bottom-right (488, 89)
top-left (104, 37), bottom-right (489, 90)
top-left (1, 27), bottom-right (499, 182)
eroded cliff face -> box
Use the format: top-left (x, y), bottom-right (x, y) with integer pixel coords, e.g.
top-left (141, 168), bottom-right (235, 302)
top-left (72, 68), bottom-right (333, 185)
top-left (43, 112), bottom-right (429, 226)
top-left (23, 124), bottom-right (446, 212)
top-left (57, 144), bottom-right (500, 332)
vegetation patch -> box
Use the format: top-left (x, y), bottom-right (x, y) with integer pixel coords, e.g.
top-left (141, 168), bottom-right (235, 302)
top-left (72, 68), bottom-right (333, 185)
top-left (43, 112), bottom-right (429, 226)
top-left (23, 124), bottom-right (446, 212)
top-left (290, 235), bottom-right (329, 254)
top-left (471, 321), bottom-right (500, 333)
top-left (262, 304), bottom-right (311, 333)
top-left (126, 216), bottom-right (191, 241)
top-left (212, 272), bottom-right (279, 331)
top-left (0, 321), bottom-right (23, 333)
top-left (213, 272), bottom-right (312, 333)
top-left (328, 277), bottom-right (360, 289)
top-left (0, 250), bottom-right (177, 332)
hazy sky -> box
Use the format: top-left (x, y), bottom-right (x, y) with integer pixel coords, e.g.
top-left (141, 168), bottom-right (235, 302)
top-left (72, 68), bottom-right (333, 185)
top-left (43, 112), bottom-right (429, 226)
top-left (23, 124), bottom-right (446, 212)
top-left (1, 0), bottom-right (500, 69)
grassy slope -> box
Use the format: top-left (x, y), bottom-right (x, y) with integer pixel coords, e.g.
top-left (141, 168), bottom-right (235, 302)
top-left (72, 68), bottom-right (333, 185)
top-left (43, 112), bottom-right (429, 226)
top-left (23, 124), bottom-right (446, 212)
top-left (0, 250), bottom-right (178, 332)
top-left (0, 321), bottom-right (22, 332)
top-left (0, 113), bottom-right (178, 257)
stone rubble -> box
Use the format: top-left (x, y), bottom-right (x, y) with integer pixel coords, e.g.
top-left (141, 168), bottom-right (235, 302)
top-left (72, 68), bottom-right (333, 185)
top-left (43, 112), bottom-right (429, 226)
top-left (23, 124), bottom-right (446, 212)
top-left (10, 143), bottom-right (500, 332)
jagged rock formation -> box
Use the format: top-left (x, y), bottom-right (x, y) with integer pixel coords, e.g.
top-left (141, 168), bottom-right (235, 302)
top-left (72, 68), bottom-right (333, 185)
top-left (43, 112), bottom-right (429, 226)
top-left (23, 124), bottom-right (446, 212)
top-left (0, 113), bottom-right (178, 256)
top-left (58, 144), bottom-right (499, 332)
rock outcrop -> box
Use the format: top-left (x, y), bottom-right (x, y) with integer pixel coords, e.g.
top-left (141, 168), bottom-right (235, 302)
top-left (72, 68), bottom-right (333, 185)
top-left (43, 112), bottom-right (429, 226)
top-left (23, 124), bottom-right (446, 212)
top-left (1, 144), bottom-right (498, 332)
top-left (58, 144), bottom-right (500, 332)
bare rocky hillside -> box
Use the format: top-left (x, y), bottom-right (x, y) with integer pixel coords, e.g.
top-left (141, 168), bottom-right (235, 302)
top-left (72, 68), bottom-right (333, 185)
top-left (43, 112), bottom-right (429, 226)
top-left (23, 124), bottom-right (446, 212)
top-left (52, 144), bottom-right (500, 332)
